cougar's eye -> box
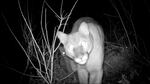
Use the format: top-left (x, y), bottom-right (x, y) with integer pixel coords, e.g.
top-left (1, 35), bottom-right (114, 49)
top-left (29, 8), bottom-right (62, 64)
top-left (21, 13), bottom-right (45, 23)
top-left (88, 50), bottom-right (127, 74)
top-left (81, 41), bottom-right (87, 50)
top-left (81, 38), bottom-right (93, 53)
top-left (79, 40), bottom-right (89, 52)
top-left (65, 44), bottom-right (76, 58)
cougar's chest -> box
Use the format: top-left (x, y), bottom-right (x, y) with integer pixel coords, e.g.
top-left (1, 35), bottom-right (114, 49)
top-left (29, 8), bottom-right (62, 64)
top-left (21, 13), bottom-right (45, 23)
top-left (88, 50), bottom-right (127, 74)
top-left (86, 24), bottom-right (104, 71)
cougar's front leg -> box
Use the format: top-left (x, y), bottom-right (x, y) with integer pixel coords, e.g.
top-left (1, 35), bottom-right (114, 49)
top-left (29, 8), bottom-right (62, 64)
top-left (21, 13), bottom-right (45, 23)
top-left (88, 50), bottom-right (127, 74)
top-left (89, 69), bottom-right (103, 84)
top-left (77, 68), bottom-right (88, 84)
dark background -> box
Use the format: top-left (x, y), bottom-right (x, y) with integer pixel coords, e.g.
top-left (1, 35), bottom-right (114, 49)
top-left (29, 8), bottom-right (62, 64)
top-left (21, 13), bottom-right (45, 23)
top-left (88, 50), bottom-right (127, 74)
top-left (0, 0), bottom-right (150, 84)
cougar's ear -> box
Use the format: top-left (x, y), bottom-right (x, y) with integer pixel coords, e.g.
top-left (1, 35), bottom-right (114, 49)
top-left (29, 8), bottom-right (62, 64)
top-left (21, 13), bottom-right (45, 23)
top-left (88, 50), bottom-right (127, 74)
top-left (57, 31), bottom-right (68, 44)
top-left (79, 22), bottom-right (89, 35)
